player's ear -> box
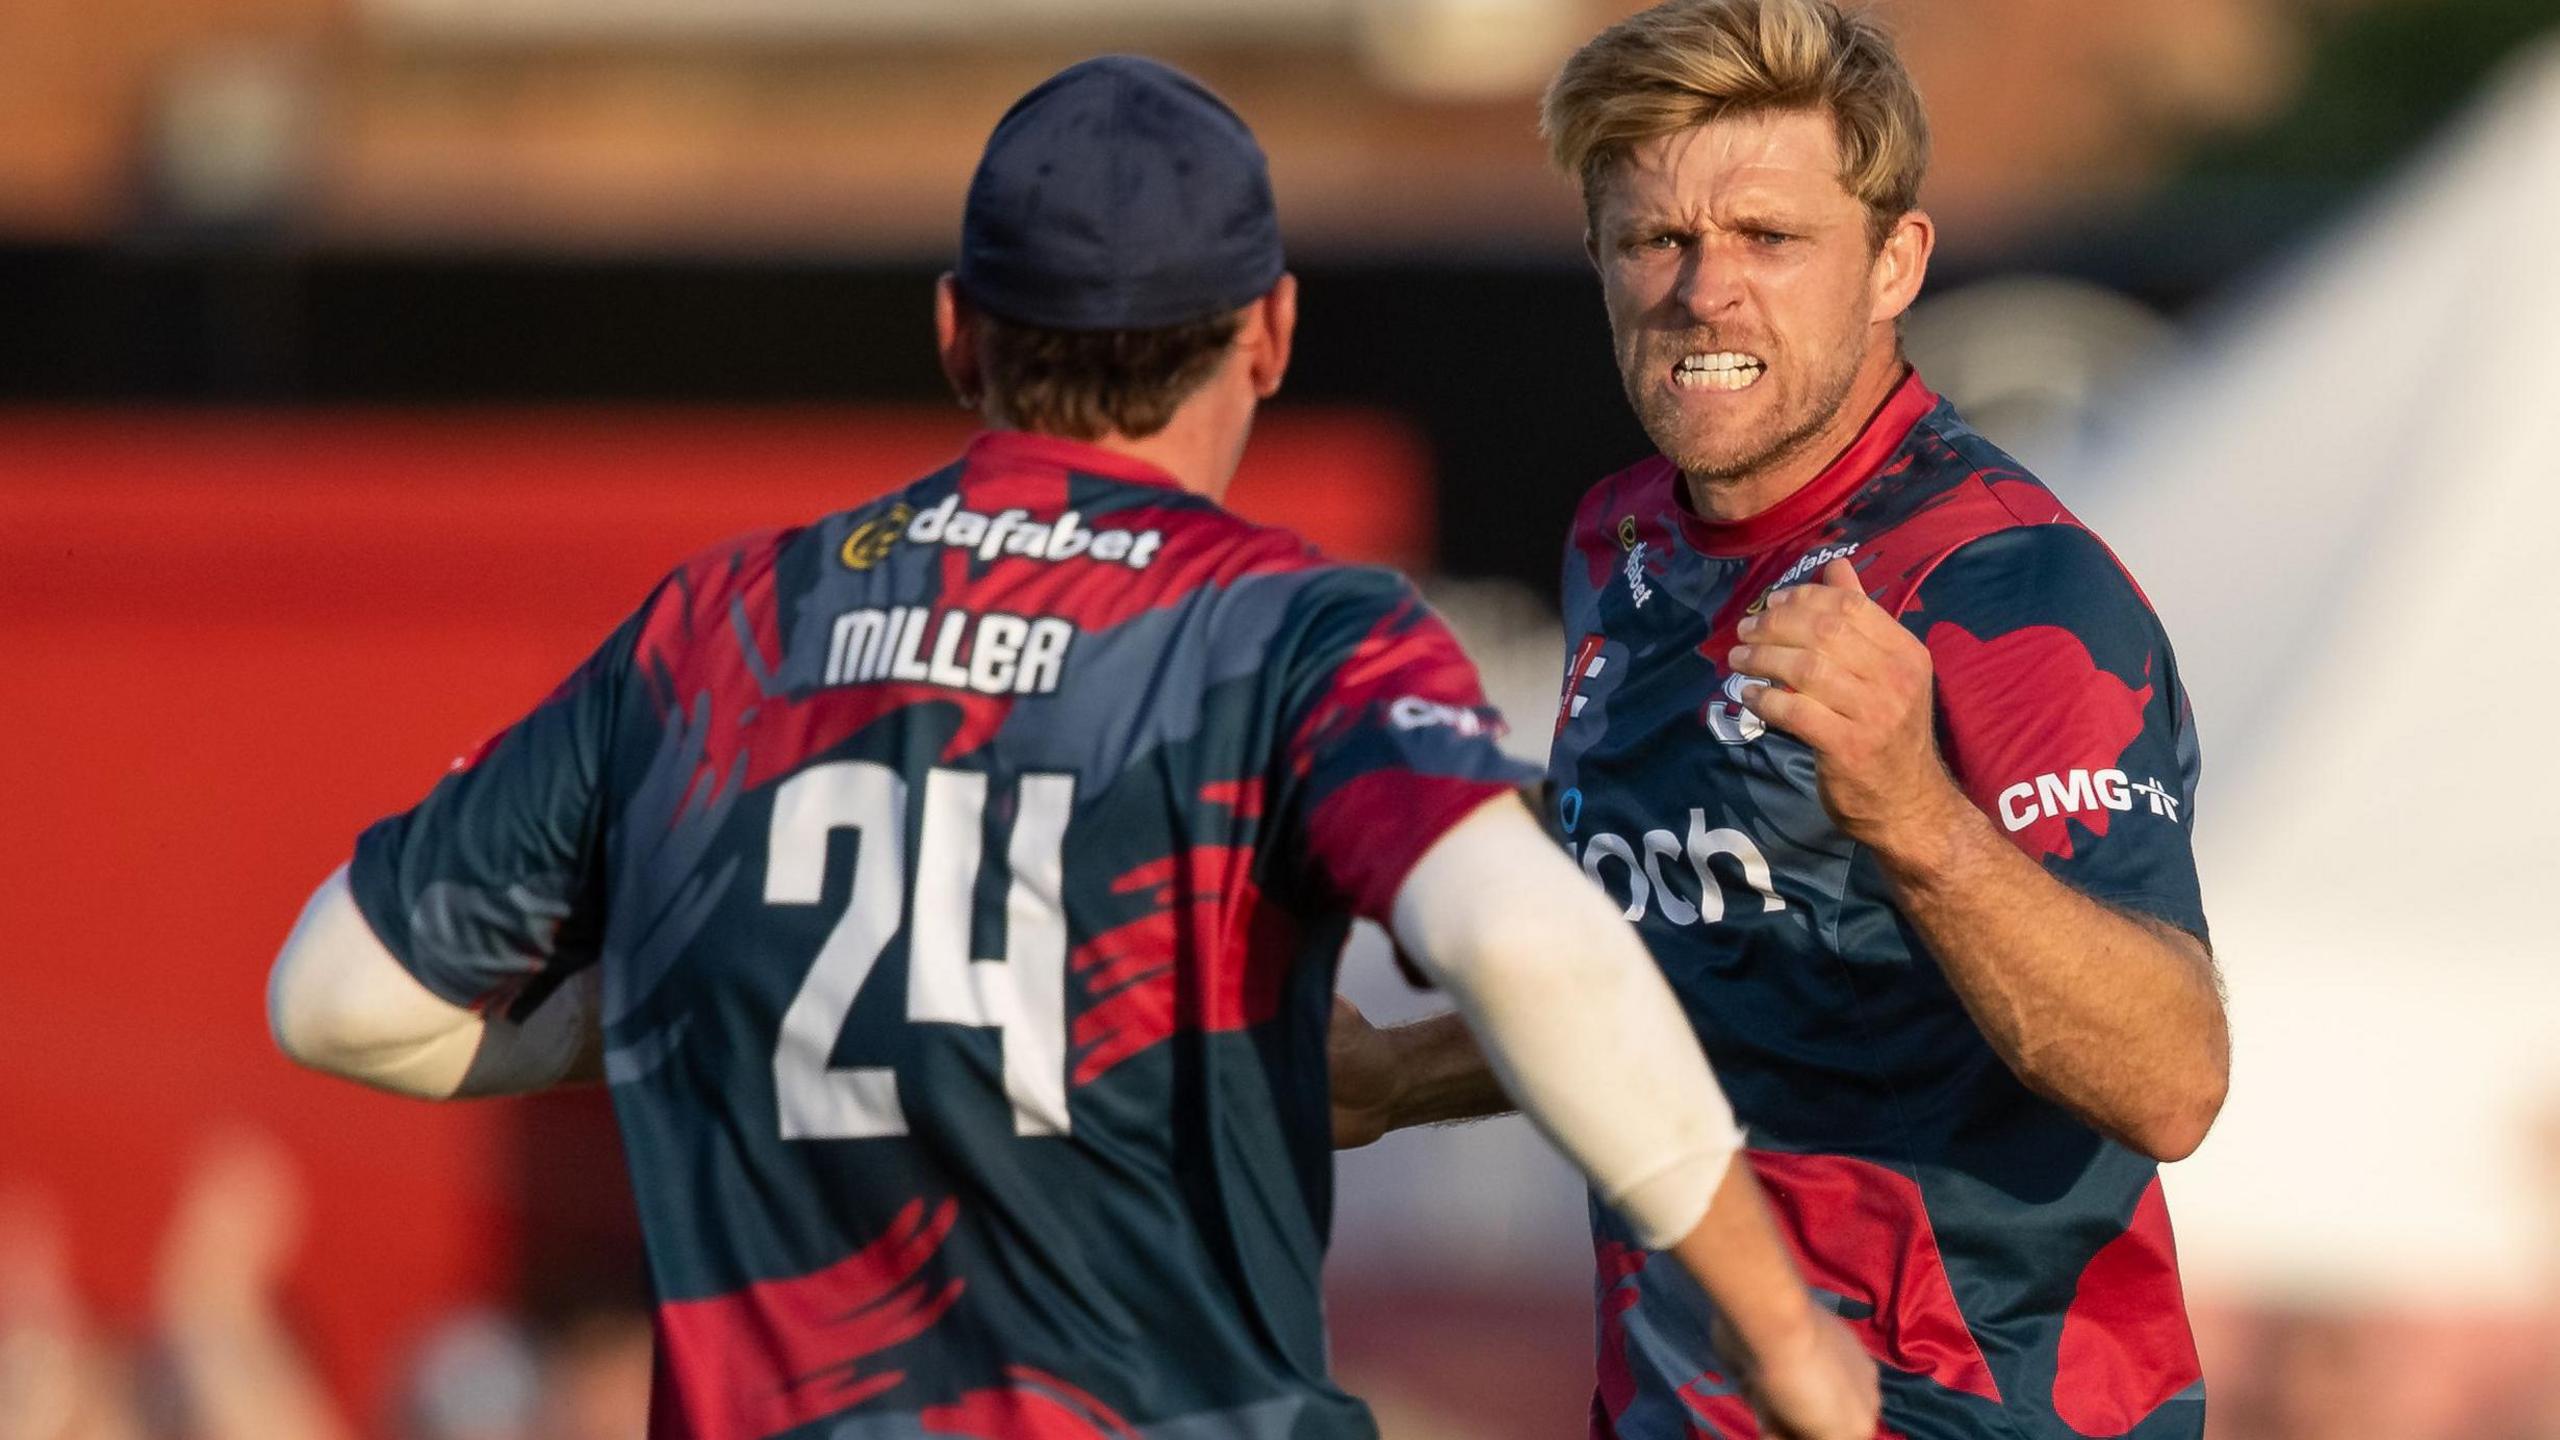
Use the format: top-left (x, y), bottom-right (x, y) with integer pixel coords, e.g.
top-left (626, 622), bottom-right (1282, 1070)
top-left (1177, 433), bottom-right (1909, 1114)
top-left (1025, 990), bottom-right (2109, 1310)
top-left (1243, 272), bottom-right (1297, 400)
top-left (934, 273), bottom-right (985, 410)
top-left (1867, 208), bottom-right (1934, 326)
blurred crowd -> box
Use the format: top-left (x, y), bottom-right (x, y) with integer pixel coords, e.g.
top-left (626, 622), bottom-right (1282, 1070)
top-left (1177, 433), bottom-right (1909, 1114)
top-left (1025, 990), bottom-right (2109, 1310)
top-left (0, 1132), bottom-right (647, 1440)
top-left (11, 1116), bottom-right (2560, 1440)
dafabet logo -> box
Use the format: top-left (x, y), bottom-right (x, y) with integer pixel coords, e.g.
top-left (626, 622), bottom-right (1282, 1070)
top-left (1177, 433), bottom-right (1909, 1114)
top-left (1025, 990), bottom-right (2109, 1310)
top-left (839, 504), bottom-right (914, 571)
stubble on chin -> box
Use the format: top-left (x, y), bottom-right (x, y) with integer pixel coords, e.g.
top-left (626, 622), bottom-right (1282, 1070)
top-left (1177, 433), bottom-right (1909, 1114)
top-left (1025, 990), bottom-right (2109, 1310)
top-left (1635, 347), bottom-right (1864, 488)
top-left (1626, 372), bottom-right (1806, 485)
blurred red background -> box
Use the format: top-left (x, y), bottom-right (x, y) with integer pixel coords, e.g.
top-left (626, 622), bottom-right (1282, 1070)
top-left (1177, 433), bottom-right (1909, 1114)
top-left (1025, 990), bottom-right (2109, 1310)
top-left (0, 406), bottom-right (1429, 1418)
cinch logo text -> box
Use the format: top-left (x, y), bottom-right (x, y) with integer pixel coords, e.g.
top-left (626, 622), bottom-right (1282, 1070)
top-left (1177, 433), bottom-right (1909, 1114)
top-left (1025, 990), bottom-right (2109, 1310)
top-left (1570, 809), bottom-right (1787, 927)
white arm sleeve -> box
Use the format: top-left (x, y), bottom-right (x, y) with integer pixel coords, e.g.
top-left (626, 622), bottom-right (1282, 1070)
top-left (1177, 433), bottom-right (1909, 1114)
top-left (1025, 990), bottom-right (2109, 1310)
top-left (266, 865), bottom-right (600, 1100)
top-left (1389, 796), bottom-right (1743, 1249)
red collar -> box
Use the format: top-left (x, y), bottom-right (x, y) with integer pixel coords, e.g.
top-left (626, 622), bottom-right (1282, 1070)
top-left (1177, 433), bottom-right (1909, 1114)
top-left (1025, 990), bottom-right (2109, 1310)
top-left (964, 429), bottom-right (1188, 493)
top-left (1674, 369), bottom-right (1938, 558)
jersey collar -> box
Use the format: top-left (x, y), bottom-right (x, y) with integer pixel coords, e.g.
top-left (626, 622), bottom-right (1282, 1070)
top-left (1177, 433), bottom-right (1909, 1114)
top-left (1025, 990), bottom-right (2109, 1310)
top-left (964, 429), bottom-right (1189, 493)
top-left (1672, 368), bottom-right (1938, 558)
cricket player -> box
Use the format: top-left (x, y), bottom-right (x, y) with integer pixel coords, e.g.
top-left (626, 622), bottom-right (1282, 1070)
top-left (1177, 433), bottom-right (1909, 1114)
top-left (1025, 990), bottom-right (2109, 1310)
top-left (1327, 3), bottom-right (2230, 1436)
top-left (267, 56), bottom-right (1878, 1440)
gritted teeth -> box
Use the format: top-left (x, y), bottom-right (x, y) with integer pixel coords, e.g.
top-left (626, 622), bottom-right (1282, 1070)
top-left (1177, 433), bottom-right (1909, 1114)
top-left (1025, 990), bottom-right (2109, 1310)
top-left (1674, 351), bottom-right (1765, 391)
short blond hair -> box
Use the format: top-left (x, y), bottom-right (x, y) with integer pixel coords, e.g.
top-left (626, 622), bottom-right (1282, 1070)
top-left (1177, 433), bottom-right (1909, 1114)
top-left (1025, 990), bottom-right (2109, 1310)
top-left (1542, 0), bottom-right (1929, 247)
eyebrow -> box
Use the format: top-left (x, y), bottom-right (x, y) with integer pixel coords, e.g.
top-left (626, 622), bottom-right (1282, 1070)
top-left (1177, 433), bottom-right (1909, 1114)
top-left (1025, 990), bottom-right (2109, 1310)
top-left (1610, 212), bottom-right (1696, 239)
top-left (1724, 203), bottom-right (1815, 229)
top-left (1610, 209), bottom-right (1811, 241)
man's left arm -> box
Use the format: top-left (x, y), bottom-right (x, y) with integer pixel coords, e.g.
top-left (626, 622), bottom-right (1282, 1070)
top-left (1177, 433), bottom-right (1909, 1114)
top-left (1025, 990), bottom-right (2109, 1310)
top-left (1728, 534), bottom-right (2227, 1161)
top-left (270, 584), bottom-right (655, 1100)
top-left (269, 865), bottom-right (603, 1099)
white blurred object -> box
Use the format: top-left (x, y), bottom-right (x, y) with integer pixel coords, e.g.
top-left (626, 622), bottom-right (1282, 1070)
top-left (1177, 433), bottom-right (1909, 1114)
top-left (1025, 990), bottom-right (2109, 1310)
top-left (148, 42), bottom-right (316, 227)
top-left (1903, 276), bottom-right (2176, 479)
top-left (363, 0), bottom-right (1578, 96)
top-left (2066, 39), bottom-right (2560, 1308)
top-left (402, 1309), bottom-right (540, 1440)
top-left (372, 0), bottom-right (1325, 44)
top-left (1352, 0), bottom-right (1581, 99)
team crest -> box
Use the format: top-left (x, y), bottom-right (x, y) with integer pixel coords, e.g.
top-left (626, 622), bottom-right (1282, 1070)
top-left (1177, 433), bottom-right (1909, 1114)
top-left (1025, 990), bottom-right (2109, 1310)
top-left (1704, 672), bottom-right (1767, 745)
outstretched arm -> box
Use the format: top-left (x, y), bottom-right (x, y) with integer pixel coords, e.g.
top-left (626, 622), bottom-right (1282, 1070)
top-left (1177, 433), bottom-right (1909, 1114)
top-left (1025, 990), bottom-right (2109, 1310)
top-left (1388, 795), bottom-right (1877, 1440)
top-left (1326, 1001), bottom-right (1506, 1148)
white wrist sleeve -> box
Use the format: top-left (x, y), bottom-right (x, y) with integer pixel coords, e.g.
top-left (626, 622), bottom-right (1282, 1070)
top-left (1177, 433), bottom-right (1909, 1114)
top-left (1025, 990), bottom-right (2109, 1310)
top-left (267, 866), bottom-right (599, 1100)
top-left (1389, 797), bottom-right (1743, 1249)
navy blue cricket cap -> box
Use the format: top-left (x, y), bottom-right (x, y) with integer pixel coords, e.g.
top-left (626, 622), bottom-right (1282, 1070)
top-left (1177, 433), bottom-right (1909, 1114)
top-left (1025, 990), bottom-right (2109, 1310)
top-left (956, 56), bottom-right (1284, 332)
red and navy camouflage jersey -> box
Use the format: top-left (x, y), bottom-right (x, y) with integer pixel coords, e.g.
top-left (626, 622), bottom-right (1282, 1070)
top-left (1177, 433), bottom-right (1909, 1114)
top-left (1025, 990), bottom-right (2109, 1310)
top-left (347, 429), bottom-right (1535, 1440)
top-left (1553, 373), bottom-right (2209, 1440)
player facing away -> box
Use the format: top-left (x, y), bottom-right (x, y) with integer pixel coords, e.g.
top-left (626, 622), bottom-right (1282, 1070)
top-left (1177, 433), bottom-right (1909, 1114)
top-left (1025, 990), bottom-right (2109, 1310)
top-left (1328, 3), bottom-right (2232, 1438)
top-left (267, 56), bottom-right (1880, 1440)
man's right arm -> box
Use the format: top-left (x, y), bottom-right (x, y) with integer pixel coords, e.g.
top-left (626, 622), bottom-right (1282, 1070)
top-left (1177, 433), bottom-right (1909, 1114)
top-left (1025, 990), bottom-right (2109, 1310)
top-left (1386, 795), bottom-right (1877, 1440)
top-left (1326, 1001), bottom-right (1508, 1148)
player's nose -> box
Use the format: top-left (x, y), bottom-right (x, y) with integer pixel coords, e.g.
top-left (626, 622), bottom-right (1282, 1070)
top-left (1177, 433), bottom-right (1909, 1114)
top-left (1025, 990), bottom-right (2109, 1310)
top-left (1669, 245), bottom-right (1745, 319)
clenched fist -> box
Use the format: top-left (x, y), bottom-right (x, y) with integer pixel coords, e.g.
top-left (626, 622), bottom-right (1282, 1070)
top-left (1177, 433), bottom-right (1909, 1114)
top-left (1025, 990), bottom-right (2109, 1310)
top-left (1727, 558), bottom-right (1967, 858)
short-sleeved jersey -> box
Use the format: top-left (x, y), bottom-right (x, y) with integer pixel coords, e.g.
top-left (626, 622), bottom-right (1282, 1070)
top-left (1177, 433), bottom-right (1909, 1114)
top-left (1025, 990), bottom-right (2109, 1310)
top-left (1552, 374), bottom-right (2208, 1440)
top-left (348, 429), bottom-right (1535, 1440)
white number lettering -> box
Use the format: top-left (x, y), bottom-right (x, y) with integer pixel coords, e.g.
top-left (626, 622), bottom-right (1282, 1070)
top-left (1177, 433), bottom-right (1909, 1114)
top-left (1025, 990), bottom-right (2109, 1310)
top-left (767, 761), bottom-right (909, 1140)
top-left (766, 762), bottom-right (1077, 1141)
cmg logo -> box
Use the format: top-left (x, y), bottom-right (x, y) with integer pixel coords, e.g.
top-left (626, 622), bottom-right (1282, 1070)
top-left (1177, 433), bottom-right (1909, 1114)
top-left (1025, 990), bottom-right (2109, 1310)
top-left (1996, 768), bottom-right (2181, 832)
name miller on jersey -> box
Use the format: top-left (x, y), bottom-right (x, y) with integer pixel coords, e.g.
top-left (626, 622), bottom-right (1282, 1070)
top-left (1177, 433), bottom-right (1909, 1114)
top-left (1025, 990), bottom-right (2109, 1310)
top-left (825, 606), bottom-right (1077, 696)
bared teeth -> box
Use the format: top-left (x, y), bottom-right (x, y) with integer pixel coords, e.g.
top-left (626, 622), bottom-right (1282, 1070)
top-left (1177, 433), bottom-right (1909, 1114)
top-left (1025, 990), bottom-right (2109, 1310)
top-left (1674, 351), bottom-right (1765, 390)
